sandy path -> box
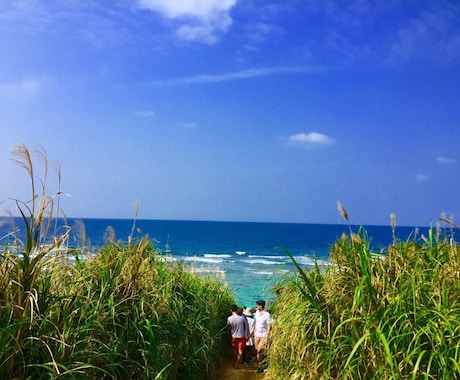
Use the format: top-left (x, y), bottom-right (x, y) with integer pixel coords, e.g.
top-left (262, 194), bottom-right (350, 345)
top-left (212, 352), bottom-right (268, 380)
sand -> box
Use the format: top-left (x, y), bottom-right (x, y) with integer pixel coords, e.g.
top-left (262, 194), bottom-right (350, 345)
top-left (212, 352), bottom-right (268, 380)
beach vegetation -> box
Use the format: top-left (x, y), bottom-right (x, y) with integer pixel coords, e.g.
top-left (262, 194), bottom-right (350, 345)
top-left (0, 144), bottom-right (235, 379)
top-left (268, 203), bottom-right (460, 379)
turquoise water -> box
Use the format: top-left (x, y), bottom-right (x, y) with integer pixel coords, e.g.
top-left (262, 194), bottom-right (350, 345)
top-left (1, 218), bottom-right (428, 307)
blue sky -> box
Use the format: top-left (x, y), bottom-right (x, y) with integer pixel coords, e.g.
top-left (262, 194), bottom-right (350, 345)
top-left (0, 0), bottom-right (459, 226)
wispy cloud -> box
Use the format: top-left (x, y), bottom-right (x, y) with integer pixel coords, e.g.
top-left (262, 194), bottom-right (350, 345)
top-left (386, 4), bottom-right (460, 65)
top-left (264, 2), bottom-right (460, 67)
top-left (0, 2), bottom-right (143, 49)
top-left (148, 65), bottom-right (316, 86)
top-left (415, 174), bottom-right (430, 182)
top-left (133, 110), bottom-right (155, 117)
top-left (0, 78), bottom-right (42, 99)
top-left (287, 132), bottom-right (336, 147)
top-left (241, 21), bottom-right (285, 52)
top-left (179, 122), bottom-right (198, 129)
top-left (138, 0), bottom-right (237, 44)
top-left (436, 156), bottom-right (457, 164)
top-left (0, 2), bottom-right (51, 34)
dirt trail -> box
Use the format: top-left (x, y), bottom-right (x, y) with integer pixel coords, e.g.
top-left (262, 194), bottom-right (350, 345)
top-left (212, 352), bottom-right (268, 380)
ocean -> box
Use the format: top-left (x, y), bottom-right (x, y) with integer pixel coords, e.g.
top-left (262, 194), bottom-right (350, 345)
top-left (1, 218), bottom-right (429, 308)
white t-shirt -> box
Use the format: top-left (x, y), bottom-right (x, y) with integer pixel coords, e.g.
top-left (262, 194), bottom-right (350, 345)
top-left (254, 309), bottom-right (271, 338)
top-left (246, 316), bottom-right (255, 346)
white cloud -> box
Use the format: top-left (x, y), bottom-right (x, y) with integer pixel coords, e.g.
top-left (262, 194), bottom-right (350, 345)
top-left (0, 78), bottom-right (41, 99)
top-left (133, 111), bottom-right (155, 117)
top-left (148, 66), bottom-right (316, 86)
top-left (436, 156), bottom-right (457, 164)
top-left (289, 132), bottom-right (336, 146)
top-left (138, 0), bottom-right (237, 44)
top-left (386, 5), bottom-right (460, 65)
top-left (176, 23), bottom-right (219, 44)
top-left (138, 0), bottom-right (236, 19)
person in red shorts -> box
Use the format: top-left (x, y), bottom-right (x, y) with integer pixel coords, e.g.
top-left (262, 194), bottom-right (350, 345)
top-left (227, 304), bottom-right (249, 369)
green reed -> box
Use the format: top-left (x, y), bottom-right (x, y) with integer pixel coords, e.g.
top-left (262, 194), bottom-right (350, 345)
top-left (0, 144), bottom-right (71, 378)
top-left (268, 204), bottom-right (460, 379)
top-left (0, 144), bottom-right (235, 379)
top-left (46, 240), bottom-right (234, 379)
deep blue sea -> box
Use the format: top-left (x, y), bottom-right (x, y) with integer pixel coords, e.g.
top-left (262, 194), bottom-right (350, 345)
top-left (1, 218), bottom-right (430, 308)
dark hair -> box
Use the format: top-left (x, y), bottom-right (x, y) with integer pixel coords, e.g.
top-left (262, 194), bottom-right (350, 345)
top-left (256, 299), bottom-right (266, 308)
top-left (231, 304), bottom-right (238, 312)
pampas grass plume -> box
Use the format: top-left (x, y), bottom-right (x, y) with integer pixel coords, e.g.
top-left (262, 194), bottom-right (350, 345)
top-left (337, 201), bottom-right (349, 223)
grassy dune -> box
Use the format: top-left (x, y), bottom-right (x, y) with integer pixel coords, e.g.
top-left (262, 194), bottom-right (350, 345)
top-left (0, 144), bottom-right (235, 379)
top-left (4, 144), bottom-right (460, 379)
top-left (267, 204), bottom-right (460, 379)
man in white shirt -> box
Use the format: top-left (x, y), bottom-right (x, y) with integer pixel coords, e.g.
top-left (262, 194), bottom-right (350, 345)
top-left (254, 299), bottom-right (271, 370)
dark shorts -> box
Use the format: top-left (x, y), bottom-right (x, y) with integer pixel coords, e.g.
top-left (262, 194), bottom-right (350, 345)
top-left (231, 336), bottom-right (247, 350)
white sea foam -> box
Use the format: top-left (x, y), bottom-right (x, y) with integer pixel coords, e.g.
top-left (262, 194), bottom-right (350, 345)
top-left (204, 253), bottom-right (232, 258)
top-left (241, 258), bottom-right (284, 265)
top-left (294, 256), bottom-right (330, 266)
top-left (247, 254), bottom-right (330, 267)
top-left (159, 255), bottom-right (177, 262)
top-left (181, 256), bottom-right (223, 264)
top-left (248, 255), bottom-right (286, 260)
top-left (189, 268), bottom-right (226, 274)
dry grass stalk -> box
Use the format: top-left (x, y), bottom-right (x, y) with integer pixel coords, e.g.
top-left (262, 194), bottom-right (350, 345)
top-left (337, 201), bottom-right (349, 223)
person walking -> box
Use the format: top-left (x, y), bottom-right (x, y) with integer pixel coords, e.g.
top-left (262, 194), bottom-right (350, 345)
top-left (242, 307), bottom-right (255, 367)
top-left (254, 299), bottom-right (271, 372)
top-left (227, 304), bottom-right (249, 369)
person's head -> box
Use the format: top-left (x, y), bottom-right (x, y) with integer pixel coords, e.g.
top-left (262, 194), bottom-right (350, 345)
top-left (256, 299), bottom-right (266, 310)
top-left (243, 307), bottom-right (253, 317)
top-left (230, 304), bottom-right (238, 313)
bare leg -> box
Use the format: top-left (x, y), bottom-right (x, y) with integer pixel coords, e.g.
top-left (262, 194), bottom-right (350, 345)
top-left (255, 337), bottom-right (267, 370)
top-left (255, 339), bottom-right (263, 365)
top-left (234, 348), bottom-right (243, 369)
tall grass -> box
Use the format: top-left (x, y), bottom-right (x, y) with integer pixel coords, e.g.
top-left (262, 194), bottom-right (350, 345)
top-left (268, 203), bottom-right (460, 379)
top-left (0, 144), bottom-right (69, 378)
top-left (0, 144), bottom-right (235, 379)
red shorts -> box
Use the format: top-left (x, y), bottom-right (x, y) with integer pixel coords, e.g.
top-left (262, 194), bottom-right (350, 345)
top-left (231, 337), bottom-right (247, 350)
